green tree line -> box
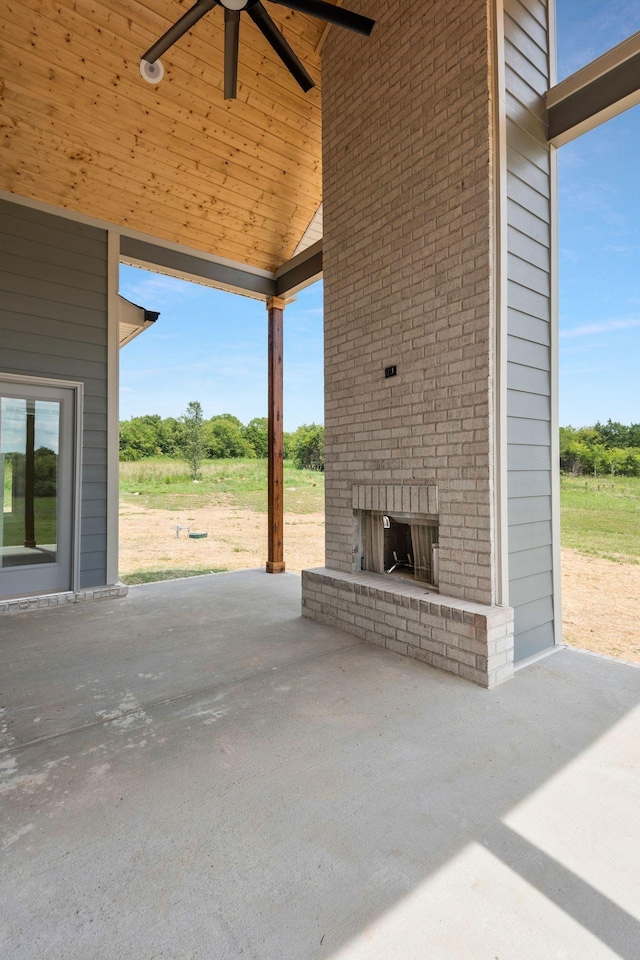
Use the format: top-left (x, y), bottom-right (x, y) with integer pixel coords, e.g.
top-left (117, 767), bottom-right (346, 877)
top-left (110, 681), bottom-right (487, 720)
top-left (119, 408), bottom-right (324, 472)
top-left (121, 410), bottom-right (639, 478)
top-left (561, 420), bottom-right (640, 476)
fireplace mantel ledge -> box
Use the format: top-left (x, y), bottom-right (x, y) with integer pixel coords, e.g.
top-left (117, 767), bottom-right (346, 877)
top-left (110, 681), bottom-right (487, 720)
top-left (301, 567), bottom-right (514, 687)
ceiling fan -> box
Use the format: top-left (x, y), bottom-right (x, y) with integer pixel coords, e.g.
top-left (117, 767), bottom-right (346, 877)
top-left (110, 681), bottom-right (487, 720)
top-left (140, 0), bottom-right (375, 100)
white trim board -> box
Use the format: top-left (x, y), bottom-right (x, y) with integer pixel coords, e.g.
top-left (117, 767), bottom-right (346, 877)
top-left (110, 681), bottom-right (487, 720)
top-left (106, 231), bottom-right (119, 587)
top-left (492, 0), bottom-right (509, 609)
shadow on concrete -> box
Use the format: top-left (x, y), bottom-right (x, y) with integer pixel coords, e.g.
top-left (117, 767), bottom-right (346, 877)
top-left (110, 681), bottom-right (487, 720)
top-left (1, 570), bottom-right (639, 958)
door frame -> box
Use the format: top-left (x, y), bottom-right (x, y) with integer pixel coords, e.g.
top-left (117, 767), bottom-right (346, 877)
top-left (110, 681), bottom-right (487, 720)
top-left (0, 372), bottom-right (83, 595)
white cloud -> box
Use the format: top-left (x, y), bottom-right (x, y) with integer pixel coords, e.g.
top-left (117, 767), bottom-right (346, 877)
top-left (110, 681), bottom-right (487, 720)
top-left (119, 268), bottom-right (200, 308)
top-left (560, 318), bottom-right (640, 339)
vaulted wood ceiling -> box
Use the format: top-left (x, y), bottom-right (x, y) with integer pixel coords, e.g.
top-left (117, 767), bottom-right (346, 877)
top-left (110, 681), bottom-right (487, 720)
top-left (0, 0), bottom-right (326, 271)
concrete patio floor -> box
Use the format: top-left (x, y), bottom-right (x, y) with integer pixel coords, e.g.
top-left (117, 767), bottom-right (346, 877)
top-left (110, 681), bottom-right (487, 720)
top-left (1, 570), bottom-right (640, 959)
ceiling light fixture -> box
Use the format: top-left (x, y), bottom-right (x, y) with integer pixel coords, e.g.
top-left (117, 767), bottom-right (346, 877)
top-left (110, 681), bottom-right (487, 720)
top-left (139, 58), bottom-right (165, 84)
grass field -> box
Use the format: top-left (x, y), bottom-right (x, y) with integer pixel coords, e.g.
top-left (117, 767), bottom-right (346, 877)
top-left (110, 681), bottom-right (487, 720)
top-left (560, 475), bottom-right (640, 562)
top-left (1, 496), bottom-right (57, 547)
top-left (120, 461), bottom-right (640, 562)
top-left (119, 458), bottom-right (325, 585)
top-left (118, 460), bottom-right (639, 661)
top-left (121, 567), bottom-right (228, 585)
top-left (3, 460), bottom-right (57, 546)
top-left (120, 458), bottom-right (324, 514)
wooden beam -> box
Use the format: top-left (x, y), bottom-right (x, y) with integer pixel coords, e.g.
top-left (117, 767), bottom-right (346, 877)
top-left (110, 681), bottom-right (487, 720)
top-left (24, 400), bottom-right (36, 549)
top-left (266, 296), bottom-right (286, 574)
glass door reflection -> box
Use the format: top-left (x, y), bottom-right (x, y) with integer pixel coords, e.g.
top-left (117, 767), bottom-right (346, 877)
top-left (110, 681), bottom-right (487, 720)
top-left (1, 397), bottom-right (61, 568)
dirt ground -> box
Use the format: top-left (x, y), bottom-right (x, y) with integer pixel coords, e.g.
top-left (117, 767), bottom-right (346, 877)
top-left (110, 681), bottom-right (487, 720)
top-left (119, 501), bottom-right (640, 665)
top-left (119, 499), bottom-right (325, 576)
top-left (561, 547), bottom-right (640, 663)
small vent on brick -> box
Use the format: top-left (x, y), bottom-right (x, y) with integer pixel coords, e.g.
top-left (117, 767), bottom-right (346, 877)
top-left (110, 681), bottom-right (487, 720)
top-left (359, 510), bottom-right (439, 587)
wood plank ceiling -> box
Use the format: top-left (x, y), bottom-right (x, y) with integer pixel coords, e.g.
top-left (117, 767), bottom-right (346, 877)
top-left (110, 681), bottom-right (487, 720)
top-left (0, 0), bottom-right (325, 271)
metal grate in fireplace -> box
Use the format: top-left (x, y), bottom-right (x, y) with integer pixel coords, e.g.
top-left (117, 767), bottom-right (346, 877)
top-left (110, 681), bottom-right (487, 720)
top-left (359, 511), bottom-right (439, 587)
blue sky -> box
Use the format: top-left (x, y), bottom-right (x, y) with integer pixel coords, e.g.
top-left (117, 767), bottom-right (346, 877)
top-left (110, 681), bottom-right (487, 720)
top-left (120, 1), bottom-right (640, 431)
top-left (119, 269), bottom-right (324, 431)
top-left (556, 1), bottom-right (640, 428)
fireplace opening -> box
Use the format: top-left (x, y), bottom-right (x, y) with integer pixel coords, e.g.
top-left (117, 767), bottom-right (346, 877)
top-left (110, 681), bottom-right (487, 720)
top-left (360, 512), bottom-right (439, 587)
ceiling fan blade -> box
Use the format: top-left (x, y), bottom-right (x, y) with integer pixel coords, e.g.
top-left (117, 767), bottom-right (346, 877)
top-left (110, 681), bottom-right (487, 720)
top-left (248, 1), bottom-right (314, 92)
top-left (142, 0), bottom-right (218, 65)
top-left (224, 8), bottom-right (241, 99)
top-left (270, 0), bottom-right (375, 36)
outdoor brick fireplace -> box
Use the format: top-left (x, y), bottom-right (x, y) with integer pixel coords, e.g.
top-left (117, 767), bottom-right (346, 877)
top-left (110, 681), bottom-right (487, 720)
top-left (302, 484), bottom-right (514, 688)
top-left (300, 0), bottom-right (516, 687)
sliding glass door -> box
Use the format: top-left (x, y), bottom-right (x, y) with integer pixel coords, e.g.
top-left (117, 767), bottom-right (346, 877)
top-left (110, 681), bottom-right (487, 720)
top-left (0, 379), bottom-right (77, 599)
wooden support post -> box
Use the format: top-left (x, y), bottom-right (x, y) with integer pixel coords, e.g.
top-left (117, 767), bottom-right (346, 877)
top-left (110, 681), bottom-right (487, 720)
top-left (266, 297), bottom-right (286, 573)
top-left (24, 400), bottom-right (36, 548)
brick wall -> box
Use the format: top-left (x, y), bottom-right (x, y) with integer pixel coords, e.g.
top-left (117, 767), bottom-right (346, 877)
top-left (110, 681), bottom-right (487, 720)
top-left (302, 569), bottom-right (514, 688)
top-left (320, 0), bottom-right (496, 605)
top-left (301, 0), bottom-right (516, 686)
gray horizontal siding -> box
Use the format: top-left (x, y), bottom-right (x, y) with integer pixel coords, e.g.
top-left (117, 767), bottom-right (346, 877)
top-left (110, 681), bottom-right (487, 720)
top-left (509, 570), bottom-right (553, 607)
top-left (507, 199), bottom-right (550, 246)
top-left (508, 254), bottom-right (550, 297)
top-left (0, 198), bottom-right (109, 589)
top-left (506, 388), bottom-right (550, 420)
top-left (1, 329), bottom-right (107, 364)
top-left (0, 270), bottom-right (106, 311)
top-left (507, 174), bottom-right (550, 223)
top-left (0, 202), bottom-right (107, 243)
top-left (507, 444), bottom-right (551, 471)
top-left (0, 311), bottom-right (108, 346)
top-left (508, 470), bottom-right (552, 498)
top-left (0, 232), bottom-right (106, 277)
top-left (508, 417), bottom-right (550, 445)
top-left (506, 0), bottom-right (546, 29)
top-left (507, 150), bottom-right (550, 199)
top-left (81, 481), bottom-right (109, 502)
top-left (508, 335), bottom-right (550, 369)
top-left (82, 465), bottom-right (108, 484)
top-left (514, 595), bottom-right (554, 635)
top-left (82, 447), bottom-right (108, 466)
top-left (508, 228), bottom-right (550, 273)
top-left (0, 290), bottom-right (107, 327)
top-left (509, 544), bottom-right (553, 580)
top-left (507, 280), bottom-right (550, 321)
top-left (82, 413), bottom-right (108, 431)
top-left (0, 348), bottom-right (107, 384)
top-left (509, 519), bottom-right (552, 553)
top-left (80, 517), bottom-right (108, 537)
top-left (508, 308), bottom-right (550, 345)
top-left (514, 621), bottom-right (556, 661)
top-left (508, 495), bottom-right (551, 525)
top-left (507, 362), bottom-right (550, 395)
top-left (506, 117), bottom-right (549, 171)
top-left (80, 499), bottom-right (109, 519)
top-left (504, 0), bottom-right (555, 661)
top-left (505, 91), bottom-right (547, 144)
